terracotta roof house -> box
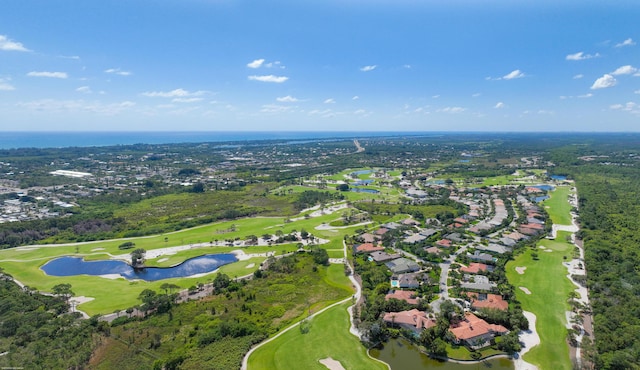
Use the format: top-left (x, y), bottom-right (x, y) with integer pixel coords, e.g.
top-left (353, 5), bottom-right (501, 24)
top-left (383, 309), bottom-right (436, 333)
top-left (467, 293), bottom-right (508, 311)
top-left (354, 243), bottom-right (385, 254)
top-left (504, 231), bottom-right (527, 241)
top-left (518, 227), bottom-right (539, 236)
top-left (460, 262), bottom-right (490, 274)
top-left (520, 223), bottom-right (544, 230)
top-left (402, 218), bottom-right (421, 226)
top-left (436, 239), bottom-right (452, 248)
top-left (375, 228), bottom-right (390, 236)
top-left (454, 217), bottom-right (469, 224)
top-left (385, 290), bottom-right (419, 305)
top-left (449, 312), bottom-right (508, 348)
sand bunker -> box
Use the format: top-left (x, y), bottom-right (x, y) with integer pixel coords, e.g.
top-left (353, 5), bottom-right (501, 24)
top-left (70, 296), bottom-right (95, 305)
top-left (245, 263), bottom-right (255, 269)
top-left (544, 249), bottom-right (553, 252)
top-left (319, 358), bottom-right (346, 370)
top-left (538, 246), bottom-right (546, 249)
top-left (520, 287), bottom-right (532, 295)
top-left (157, 258), bottom-right (168, 263)
top-left (516, 266), bottom-right (527, 274)
top-left (91, 248), bottom-right (105, 251)
top-left (99, 274), bottom-right (122, 280)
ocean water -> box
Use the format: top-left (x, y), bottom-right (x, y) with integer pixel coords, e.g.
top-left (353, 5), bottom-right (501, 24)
top-left (0, 131), bottom-right (432, 150)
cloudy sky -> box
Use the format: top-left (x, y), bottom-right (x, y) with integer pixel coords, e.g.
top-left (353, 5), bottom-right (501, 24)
top-left (1, 0), bottom-right (639, 131)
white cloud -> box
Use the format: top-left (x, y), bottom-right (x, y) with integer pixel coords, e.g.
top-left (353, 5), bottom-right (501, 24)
top-left (611, 65), bottom-right (637, 76)
top-left (610, 102), bottom-right (637, 112)
top-left (615, 38), bottom-right (635, 48)
top-left (105, 68), bottom-right (132, 76)
top-left (76, 86), bottom-right (92, 94)
top-left (494, 102), bottom-right (505, 109)
top-left (27, 71), bottom-right (68, 79)
top-left (573, 74), bottom-right (584, 79)
top-left (578, 93), bottom-right (593, 98)
top-left (0, 35), bottom-right (29, 52)
top-left (16, 99), bottom-right (135, 115)
top-left (432, 95), bottom-right (440, 99)
top-left (403, 64), bottom-right (411, 69)
top-left (172, 97), bottom-right (204, 103)
top-left (590, 74), bottom-right (617, 90)
top-left (276, 95), bottom-right (299, 102)
top-left (352, 95), bottom-right (359, 100)
top-left (265, 61), bottom-right (285, 69)
top-left (472, 93), bottom-right (481, 97)
top-left (142, 88), bottom-right (207, 97)
top-left (502, 69), bottom-right (525, 80)
top-left (261, 104), bottom-right (292, 113)
top-left (0, 78), bottom-right (15, 91)
top-left (566, 52), bottom-right (600, 61)
top-left (247, 59), bottom-right (265, 68)
top-left (635, 90), bottom-right (640, 94)
top-left (360, 65), bottom-right (377, 72)
top-left (248, 75), bottom-right (288, 83)
top-left (439, 106), bottom-right (466, 113)
top-left (324, 98), bottom-right (335, 104)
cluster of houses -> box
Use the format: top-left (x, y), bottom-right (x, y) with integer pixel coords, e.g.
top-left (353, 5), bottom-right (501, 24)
top-left (352, 183), bottom-right (550, 350)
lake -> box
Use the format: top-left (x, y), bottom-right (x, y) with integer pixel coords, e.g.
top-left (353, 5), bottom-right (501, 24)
top-left (370, 338), bottom-right (514, 370)
top-left (351, 188), bottom-right (380, 194)
top-left (41, 254), bottom-right (238, 281)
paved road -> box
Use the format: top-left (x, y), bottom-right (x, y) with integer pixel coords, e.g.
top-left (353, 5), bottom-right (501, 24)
top-left (431, 245), bottom-right (468, 314)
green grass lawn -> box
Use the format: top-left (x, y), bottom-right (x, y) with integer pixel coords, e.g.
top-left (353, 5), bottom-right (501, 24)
top-left (506, 232), bottom-right (575, 370)
top-left (247, 301), bottom-right (386, 370)
top-left (543, 186), bottom-right (574, 226)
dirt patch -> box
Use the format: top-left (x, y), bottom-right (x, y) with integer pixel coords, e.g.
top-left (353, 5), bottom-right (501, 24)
top-left (516, 266), bottom-right (527, 274)
top-left (520, 286), bottom-right (532, 295)
top-left (319, 358), bottom-right (346, 370)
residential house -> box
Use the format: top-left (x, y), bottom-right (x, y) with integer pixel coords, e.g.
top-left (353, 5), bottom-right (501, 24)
top-left (460, 262), bottom-right (492, 274)
top-left (386, 258), bottom-right (420, 274)
top-left (467, 293), bottom-right (508, 311)
top-left (369, 251), bottom-right (401, 263)
top-left (468, 251), bottom-right (495, 263)
top-left (385, 290), bottom-right (419, 305)
top-left (403, 233), bottom-right (427, 244)
top-left (383, 309), bottom-right (436, 334)
top-left (461, 274), bottom-right (497, 291)
top-left (354, 243), bottom-right (385, 254)
top-left (449, 312), bottom-right (508, 348)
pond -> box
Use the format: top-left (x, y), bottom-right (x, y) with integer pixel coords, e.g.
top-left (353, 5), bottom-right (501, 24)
top-left (550, 175), bottom-right (567, 181)
top-left (534, 196), bottom-right (550, 202)
top-left (41, 254), bottom-right (238, 281)
top-left (531, 184), bottom-right (554, 191)
top-left (351, 188), bottom-right (380, 194)
top-left (350, 169), bottom-right (373, 176)
top-left (370, 338), bottom-right (514, 370)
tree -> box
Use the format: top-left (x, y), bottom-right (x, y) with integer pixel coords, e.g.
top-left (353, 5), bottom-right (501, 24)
top-left (131, 248), bottom-right (146, 268)
top-left (52, 283), bottom-right (74, 302)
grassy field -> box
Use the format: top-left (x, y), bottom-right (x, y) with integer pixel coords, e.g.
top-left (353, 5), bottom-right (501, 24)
top-left (543, 186), bottom-right (574, 225)
top-left (506, 232), bottom-right (575, 370)
top-left (247, 301), bottom-right (387, 370)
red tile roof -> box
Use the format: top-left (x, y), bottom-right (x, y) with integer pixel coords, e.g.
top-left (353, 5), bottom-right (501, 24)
top-left (383, 309), bottom-right (436, 330)
top-left (460, 263), bottom-right (488, 274)
top-left (436, 239), bottom-right (452, 247)
top-left (449, 312), bottom-right (508, 341)
top-left (385, 290), bottom-right (419, 305)
top-left (467, 293), bottom-right (508, 311)
top-left (355, 243), bottom-right (384, 253)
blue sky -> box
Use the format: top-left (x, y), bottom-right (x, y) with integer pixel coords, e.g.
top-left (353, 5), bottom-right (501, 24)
top-left (0, 0), bottom-right (639, 131)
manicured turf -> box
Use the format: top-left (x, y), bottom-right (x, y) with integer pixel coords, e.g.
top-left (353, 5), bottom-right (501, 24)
top-left (506, 232), bottom-right (575, 370)
top-left (247, 301), bottom-right (387, 370)
top-left (543, 186), bottom-right (574, 226)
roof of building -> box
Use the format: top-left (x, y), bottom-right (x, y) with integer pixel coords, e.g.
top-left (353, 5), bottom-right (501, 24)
top-left (467, 293), bottom-right (508, 311)
top-left (355, 243), bottom-right (385, 253)
top-left (383, 309), bottom-right (436, 330)
top-left (460, 262), bottom-right (489, 274)
top-left (385, 290), bottom-right (419, 305)
top-left (449, 312), bottom-right (508, 341)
